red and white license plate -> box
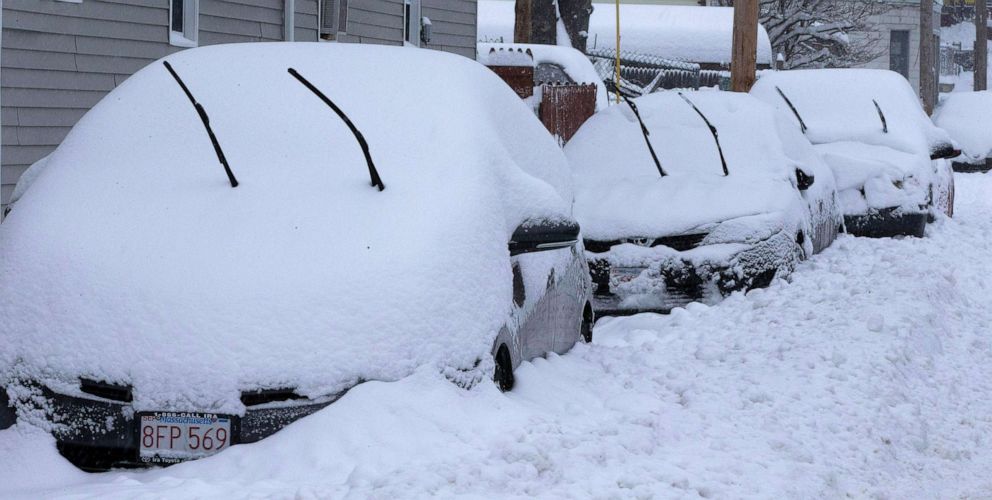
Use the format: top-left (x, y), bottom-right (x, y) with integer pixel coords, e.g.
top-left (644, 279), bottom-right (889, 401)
top-left (139, 412), bottom-right (232, 464)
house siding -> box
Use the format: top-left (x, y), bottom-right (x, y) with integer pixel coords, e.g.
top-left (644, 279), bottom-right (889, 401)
top-left (422, 0), bottom-right (476, 58)
top-left (1, 0), bottom-right (319, 209)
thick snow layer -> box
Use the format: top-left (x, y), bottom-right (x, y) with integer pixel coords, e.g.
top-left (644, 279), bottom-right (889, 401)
top-left (478, 42), bottom-right (609, 110)
top-left (564, 91), bottom-right (815, 242)
top-left (752, 69), bottom-right (950, 214)
top-left (477, 1), bottom-right (773, 66)
top-left (0, 43), bottom-right (574, 414)
top-left (934, 91), bottom-right (992, 162)
top-left (4, 173), bottom-right (992, 498)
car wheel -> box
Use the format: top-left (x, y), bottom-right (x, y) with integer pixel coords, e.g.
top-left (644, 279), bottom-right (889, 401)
top-left (493, 344), bottom-right (515, 392)
top-left (581, 304), bottom-right (594, 343)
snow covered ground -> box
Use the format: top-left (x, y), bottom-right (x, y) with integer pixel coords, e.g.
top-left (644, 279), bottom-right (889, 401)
top-left (5, 173), bottom-right (992, 497)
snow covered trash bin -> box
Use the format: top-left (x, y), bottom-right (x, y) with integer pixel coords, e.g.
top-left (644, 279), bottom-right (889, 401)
top-left (565, 91), bottom-right (841, 316)
top-left (0, 43), bottom-right (593, 471)
top-left (752, 69), bottom-right (958, 238)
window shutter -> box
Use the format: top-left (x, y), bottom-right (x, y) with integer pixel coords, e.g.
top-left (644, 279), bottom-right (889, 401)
top-left (321, 0), bottom-right (337, 32)
top-left (338, 0), bottom-right (348, 32)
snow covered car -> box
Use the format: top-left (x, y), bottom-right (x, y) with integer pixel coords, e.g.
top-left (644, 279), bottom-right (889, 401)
top-left (751, 69), bottom-right (958, 238)
top-left (565, 91), bottom-right (840, 316)
top-left (933, 91), bottom-right (992, 173)
top-left (0, 43), bottom-right (593, 471)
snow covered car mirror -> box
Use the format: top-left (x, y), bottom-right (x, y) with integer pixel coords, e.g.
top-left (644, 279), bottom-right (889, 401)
top-left (796, 168), bottom-right (815, 191)
top-left (930, 143), bottom-right (961, 161)
top-left (509, 218), bottom-right (580, 256)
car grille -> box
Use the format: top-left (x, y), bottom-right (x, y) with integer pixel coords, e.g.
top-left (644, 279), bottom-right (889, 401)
top-left (79, 378), bottom-right (133, 403)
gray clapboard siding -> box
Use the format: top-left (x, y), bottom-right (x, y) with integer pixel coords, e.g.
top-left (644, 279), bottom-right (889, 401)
top-left (423, 0), bottom-right (475, 58)
top-left (1, 0), bottom-right (320, 210)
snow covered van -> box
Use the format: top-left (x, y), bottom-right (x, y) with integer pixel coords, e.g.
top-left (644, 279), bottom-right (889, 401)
top-left (752, 69), bottom-right (957, 238)
top-left (0, 43), bottom-right (593, 470)
top-left (565, 91), bottom-right (840, 315)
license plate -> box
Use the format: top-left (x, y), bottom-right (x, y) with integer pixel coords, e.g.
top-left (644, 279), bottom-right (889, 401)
top-left (139, 412), bottom-right (232, 464)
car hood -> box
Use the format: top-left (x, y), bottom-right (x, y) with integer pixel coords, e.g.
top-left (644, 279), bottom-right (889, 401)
top-left (814, 142), bottom-right (931, 214)
top-left (0, 43), bottom-right (573, 414)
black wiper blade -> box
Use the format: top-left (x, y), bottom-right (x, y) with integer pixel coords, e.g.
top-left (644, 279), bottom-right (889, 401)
top-left (605, 80), bottom-right (666, 177)
top-left (873, 99), bottom-right (888, 134)
top-left (162, 61), bottom-right (239, 188)
top-left (678, 93), bottom-right (729, 176)
top-left (775, 86), bottom-right (808, 134)
top-left (287, 68), bottom-right (385, 191)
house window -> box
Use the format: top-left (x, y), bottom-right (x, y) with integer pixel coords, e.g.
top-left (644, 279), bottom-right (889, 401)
top-left (170, 0), bottom-right (198, 47)
top-left (320, 0), bottom-right (349, 40)
top-left (890, 30), bottom-right (910, 78)
top-left (404, 0), bottom-right (421, 46)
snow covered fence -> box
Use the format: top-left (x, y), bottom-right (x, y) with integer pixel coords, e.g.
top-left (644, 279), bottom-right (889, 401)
top-left (539, 83), bottom-right (597, 144)
top-left (587, 48), bottom-right (708, 94)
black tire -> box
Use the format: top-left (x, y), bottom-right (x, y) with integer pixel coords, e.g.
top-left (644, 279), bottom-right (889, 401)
top-left (493, 344), bottom-right (515, 392)
top-left (581, 304), bottom-right (594, 343)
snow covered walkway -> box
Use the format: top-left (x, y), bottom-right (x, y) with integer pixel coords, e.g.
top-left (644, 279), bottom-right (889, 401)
top-left (5, 173), bottom-right (992, 498)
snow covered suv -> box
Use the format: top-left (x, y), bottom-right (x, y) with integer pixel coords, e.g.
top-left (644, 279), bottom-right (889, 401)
top-left (565, 90), bottom-right (840, 316)
top-left (0, 43), bottom-right (592, 471)
top-left (752, 69), bottom-right (957, 238)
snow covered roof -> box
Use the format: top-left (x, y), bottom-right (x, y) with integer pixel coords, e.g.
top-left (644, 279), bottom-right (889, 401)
top-left (0, 43), bottom-right (574, 413)
top-left (564, 91), bottom-right (814, 240)
top-left (751, 69), bottom-right (951, 156)
top-left (477, 1), bottom-right (773, 66)
top-left (478, 42), bottom-right (610, 110)
top-left (934, 91), bottom-right (992, 162)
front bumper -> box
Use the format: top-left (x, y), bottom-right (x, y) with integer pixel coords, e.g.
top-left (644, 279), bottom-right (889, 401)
top-left (587, 229), bottom-right (801, 317)
top-left (844, 208), bottom-right (927, 238)
top-left (15, 384), bottom-right (340, 471)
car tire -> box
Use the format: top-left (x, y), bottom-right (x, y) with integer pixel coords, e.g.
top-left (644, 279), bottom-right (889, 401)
top-left (0, 390), bottom-right (14, 430)
top-left (581, 304), bottom-right (594, 343)
top-left (493, 344), bottom-right (515, 392)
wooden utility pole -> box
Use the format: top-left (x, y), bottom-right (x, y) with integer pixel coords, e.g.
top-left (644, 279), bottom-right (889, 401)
top-left (920, 0), bottom-right (936, 114)
top-left (977, 0), bottom-right (988, 91)
top-left (514, 0), bottom-right (532, 43)
top-left (731, 0), bottom-right (759, 92)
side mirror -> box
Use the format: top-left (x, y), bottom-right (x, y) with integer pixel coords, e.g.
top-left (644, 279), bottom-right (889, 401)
top-left (796, 168), bottom-right (815, 191)
top-left (509, 218), bottom-right (580, 256)
top-left (930, 143), bottom-right (961, 160)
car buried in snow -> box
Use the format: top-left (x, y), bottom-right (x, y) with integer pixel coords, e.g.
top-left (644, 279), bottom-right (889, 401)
top-left (564, 90), bottom-right (841, 316)
top-left (0, 43), bottom-right (593, 471)
top-left (751, 69), bottom-right (958, 238)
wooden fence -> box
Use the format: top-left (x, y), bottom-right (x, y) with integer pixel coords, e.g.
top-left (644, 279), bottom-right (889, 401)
top-left (539, 83), bottom-right (598, 144)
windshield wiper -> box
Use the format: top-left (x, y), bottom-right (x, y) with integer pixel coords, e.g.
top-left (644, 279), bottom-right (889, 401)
top-left (873, 99), bottom-right (888, 134)
top-left (775, 86), bottom-right (808, 134)
top-left (162, 61), bottom-right (239, 188)
top-left (678, 93), bottom-right (729, 176)
top-left (605, 81), bottom-right (666, 177)
top-left (287, 68), bottom-right (385, 191)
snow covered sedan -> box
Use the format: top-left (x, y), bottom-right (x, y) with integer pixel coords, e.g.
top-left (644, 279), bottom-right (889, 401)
top-left (0, 43), bottom-right (593, 471)
top-left (751, 69), bottom-right (958, 238)
top-left (564, 90), bottom-right (841, 316)
top-left (933, 91), bottom-right (992, 173)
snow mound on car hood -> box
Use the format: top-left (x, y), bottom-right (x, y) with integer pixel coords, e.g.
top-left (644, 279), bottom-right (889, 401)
top-left (0, 43), bottom-right (572, 413)
top-left (564, 91), bottom-right (807, 241)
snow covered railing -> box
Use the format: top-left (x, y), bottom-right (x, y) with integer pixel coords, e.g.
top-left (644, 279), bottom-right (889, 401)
top-left (586, 48), bottom-right (699, 72)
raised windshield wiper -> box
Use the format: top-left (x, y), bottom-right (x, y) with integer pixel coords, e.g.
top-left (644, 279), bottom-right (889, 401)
top-left (162, 61), bottom-right (239, 188)
top-left (678, 93), bottom-right (729, 176)
top-left (605, 81), bottom-right (666, 177)
top-left (287, 68), bottom-right (385, 191)
top-left (873, 99), bottom-right (888, 134)
top-left (775, 86), bottom-right (808, 134)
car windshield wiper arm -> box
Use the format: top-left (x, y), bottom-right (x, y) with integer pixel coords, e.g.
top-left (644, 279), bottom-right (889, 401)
top-left (287, 68), bottom-right (385, 191)
top-left (605, 81), bottom-right (666, 177)
top-left (775, 86), bottom-right (808, 134)
top-left (873, 99), bottom-right (888, 134)
top-left (679, 93), bottom-right (729, 176)
top-left (162, 61), bottom-right (239, 188)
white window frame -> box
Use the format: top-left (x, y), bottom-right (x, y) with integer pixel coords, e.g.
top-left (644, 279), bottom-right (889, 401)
top-left (169, 0), bottom-right (199, 48)
top-left (403, 0), bottom-right (421, 47)
top-left (320, 0), bottom-right (348, 41)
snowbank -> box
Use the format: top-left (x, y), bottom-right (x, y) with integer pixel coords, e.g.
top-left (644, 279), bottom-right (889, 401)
top-left (0, 43), bottom-right (573, 414)
top-left (477, 1), bottom-right (773, 66)
top-left (564, 91), bottom-right (810, 242)
top-left (478, 42), bottom-right (609, 110)
top-left (934, 91), bottom-right (992, 163)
